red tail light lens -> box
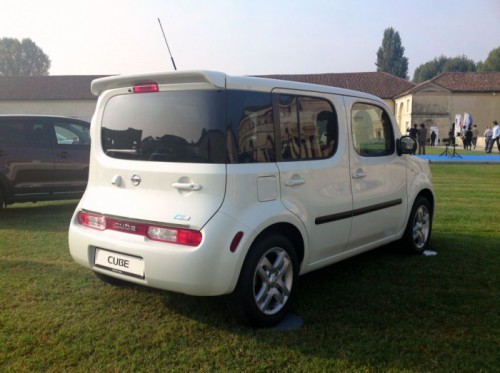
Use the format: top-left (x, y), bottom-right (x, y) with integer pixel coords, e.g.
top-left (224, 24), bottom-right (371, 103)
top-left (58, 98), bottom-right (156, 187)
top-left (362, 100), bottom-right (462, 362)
top-left (133, 83), bottom-right (159, 93)
top-left (76, 211), bottom-right (201, 247)
top-left (78, 211), bottom-right (106, 230)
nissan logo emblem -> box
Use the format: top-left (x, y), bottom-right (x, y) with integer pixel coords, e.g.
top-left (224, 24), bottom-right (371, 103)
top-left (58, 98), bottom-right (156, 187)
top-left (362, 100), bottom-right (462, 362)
top-left (131, 174), bottom-right (141, 186)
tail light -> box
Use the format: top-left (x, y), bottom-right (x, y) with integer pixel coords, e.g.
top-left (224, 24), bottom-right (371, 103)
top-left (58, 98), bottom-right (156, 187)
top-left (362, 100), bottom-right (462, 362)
top-left (76, 211), bottom-right (202, 247)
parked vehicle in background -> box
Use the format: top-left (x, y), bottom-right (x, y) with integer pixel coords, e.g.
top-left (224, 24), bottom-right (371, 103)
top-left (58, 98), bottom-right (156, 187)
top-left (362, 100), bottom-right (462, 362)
top-left (0, 115), bottom-right (90, 208)
top-left (69, 71), bottom-right (435, 327)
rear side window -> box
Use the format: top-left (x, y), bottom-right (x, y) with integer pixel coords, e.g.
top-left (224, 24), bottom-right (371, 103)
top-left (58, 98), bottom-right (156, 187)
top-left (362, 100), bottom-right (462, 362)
top-left (278, 95), bottom-right (338, 161)
top-left (351, 103), bottom-right (395, 156)
top-left (227, 91), bottom-right (274, 163)
top-left (101, 90), bottom-right (226, 163)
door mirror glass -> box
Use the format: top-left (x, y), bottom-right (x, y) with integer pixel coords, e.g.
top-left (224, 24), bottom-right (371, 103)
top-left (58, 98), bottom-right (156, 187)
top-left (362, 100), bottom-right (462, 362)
top-left (397, 135), bottom-right (417, 155)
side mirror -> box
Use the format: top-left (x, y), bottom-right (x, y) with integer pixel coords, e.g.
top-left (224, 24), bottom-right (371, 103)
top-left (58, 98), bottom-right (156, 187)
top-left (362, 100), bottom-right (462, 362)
top-left (397, 136), bottom-right (417, 156)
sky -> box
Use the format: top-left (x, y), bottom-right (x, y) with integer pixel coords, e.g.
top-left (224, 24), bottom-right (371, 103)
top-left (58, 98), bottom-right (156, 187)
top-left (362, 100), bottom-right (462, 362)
top-left (2, 0), bottom-right (499, 79)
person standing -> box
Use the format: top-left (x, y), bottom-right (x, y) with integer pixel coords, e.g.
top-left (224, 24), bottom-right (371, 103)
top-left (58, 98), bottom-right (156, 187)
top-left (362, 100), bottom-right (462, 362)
top-left (484, 126), bottom-right (493, 151)
top-left (487, 121), bottom-right (500, 153)
top-left (464, 127), bottom-right (473, 150)
top-left (471, 125), bottom-right (479, 149)
top-left (418, 123), bottom-right (427, 155)
top-left (409, 123), bottom-right (419, 155)
top-left (430, 130), bottom-right (437, 146)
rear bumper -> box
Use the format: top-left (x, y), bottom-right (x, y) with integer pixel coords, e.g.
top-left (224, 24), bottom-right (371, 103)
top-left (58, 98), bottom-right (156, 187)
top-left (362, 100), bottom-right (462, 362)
top-left (68, 210), bottom-right (248, 296)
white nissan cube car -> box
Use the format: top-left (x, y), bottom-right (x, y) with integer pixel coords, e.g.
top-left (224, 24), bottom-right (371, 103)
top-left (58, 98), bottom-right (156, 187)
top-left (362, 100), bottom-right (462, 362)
top-left (69, 71), bottom-right (434, 327)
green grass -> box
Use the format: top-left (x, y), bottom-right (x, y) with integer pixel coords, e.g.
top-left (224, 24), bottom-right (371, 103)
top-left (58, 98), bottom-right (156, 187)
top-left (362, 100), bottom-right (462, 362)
top-left (1, 165), bottom-right (499, 371)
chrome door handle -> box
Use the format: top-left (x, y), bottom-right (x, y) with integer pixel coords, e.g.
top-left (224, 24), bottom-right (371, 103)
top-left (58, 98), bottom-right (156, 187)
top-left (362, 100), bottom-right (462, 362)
top-left (352, 171), bottom-right (366, 179)
top-left (172, 182), bottom-right (202, 191)
top-left (284, 179), bottom-right (305, 187)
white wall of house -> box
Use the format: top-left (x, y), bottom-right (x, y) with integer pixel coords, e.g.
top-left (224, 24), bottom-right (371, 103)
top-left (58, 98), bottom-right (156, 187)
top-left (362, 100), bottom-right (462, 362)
top-left (395, 94), bottom-right (413, 134)
top-left (0, 99), bottom-right (97, 121)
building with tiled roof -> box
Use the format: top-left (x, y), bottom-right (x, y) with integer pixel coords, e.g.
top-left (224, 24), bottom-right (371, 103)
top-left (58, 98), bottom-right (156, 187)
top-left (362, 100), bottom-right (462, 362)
top-left (395, 72), bottom-right (500, 143)
top-left (0, 75), bottom-right (104, 120)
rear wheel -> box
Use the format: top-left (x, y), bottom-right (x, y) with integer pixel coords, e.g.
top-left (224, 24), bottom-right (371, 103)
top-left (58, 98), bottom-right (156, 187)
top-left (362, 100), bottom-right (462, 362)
top-left (232, 234), bottom-right (299, 328)
top-left (402, 196), bottom-right (432, 254)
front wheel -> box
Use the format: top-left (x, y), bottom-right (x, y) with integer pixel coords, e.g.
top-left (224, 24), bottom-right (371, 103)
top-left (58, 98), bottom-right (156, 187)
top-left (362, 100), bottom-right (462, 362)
top-left (402, 196), bottom-right (433, 254)
top-left (232, 234), bottom-right (299, 328)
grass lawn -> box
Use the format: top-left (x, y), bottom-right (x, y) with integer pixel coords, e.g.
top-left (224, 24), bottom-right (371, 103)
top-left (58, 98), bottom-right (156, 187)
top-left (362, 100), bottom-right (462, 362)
top-left (1, 164), bottom-right (499, 371)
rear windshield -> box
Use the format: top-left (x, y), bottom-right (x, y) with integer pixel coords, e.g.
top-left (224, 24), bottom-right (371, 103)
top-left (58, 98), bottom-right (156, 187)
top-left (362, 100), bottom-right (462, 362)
top-left (101, 90), bottom-right (226, 163)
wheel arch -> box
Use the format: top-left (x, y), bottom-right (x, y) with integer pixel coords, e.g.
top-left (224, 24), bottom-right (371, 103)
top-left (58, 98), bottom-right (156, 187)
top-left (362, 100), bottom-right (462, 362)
top-left (250, 222), bottom-right (305, 268)
top-left (416, 188), bottom-right (435, 214)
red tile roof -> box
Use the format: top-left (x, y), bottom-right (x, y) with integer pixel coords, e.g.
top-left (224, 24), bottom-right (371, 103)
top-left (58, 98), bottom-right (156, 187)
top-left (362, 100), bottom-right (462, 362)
top-left (258, 72), bottom-right (416, 99)
top-left (429, 72), bottom-right (500, 92)
top-left (396, 72), bottom-right (500, 97)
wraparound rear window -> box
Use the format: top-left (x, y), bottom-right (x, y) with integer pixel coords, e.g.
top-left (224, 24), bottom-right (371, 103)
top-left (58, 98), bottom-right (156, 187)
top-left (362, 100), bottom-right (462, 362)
top-left (100, 89), bottom-right (336, 164)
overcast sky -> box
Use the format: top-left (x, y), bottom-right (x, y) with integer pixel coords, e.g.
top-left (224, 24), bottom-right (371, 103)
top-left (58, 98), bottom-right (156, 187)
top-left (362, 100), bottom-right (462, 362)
top-left (2, 0), bottom-right (499, 79)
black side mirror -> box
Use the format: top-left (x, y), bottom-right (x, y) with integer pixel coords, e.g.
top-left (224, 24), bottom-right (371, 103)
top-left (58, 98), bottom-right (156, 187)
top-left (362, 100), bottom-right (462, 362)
top-left (397, 136), bottom-right (417, 156)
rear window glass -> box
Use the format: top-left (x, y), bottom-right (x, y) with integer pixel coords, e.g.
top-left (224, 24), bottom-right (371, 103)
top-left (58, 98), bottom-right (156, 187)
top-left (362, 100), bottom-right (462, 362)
top-left (101, 90), bottom-right (226, 163)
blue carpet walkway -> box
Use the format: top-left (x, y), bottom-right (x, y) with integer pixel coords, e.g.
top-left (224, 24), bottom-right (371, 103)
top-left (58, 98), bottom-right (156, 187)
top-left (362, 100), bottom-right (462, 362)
top-left (415, 149), bottom-right (500, 163)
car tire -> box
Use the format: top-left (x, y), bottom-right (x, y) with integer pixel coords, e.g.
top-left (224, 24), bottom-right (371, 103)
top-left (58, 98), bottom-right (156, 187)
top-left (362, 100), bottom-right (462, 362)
top-left (232, 234), bottom-right (299, 328)
top-left (402, 196), bottom-right (433, 254)
top-left (94, 271), bottom-right (130, 287)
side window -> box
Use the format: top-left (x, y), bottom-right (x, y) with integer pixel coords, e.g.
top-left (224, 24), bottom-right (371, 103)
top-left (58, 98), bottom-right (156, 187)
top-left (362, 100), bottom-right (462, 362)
top-left (53, 122), bottom-right (90, 146)
top-left (279, 94), bottom-right (337, 161)
top-left (0, 120), bottom-right (50, 146)
top-left (351, 103), bottom-right (395, 156)
top-left (227, 90), bottom-right (274, 163)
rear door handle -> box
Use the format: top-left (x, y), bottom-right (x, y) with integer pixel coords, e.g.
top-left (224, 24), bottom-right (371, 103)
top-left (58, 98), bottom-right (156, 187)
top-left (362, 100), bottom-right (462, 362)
top-left (284, 178), bottom-right (305, 187)
top-left (56, 151), bottom-right (69, 159)
top-left (172, 182), bottom-right (202, 191)
top-left (352, 171), bottom-right (366, 179)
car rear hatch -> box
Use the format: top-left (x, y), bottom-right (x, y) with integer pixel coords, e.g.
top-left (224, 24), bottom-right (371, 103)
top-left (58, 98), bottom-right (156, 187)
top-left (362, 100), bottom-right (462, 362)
top-left (81, 72), bottom-right (228, 230)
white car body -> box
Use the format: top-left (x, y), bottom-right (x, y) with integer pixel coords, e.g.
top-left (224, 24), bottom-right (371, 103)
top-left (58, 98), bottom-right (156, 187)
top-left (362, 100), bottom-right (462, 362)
top-left (69, 71), bottom-right (434, 326)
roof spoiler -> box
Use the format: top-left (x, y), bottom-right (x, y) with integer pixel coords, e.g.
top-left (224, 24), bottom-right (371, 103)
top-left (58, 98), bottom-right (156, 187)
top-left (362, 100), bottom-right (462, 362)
top-left (91, 70), bottom-right (226, 96)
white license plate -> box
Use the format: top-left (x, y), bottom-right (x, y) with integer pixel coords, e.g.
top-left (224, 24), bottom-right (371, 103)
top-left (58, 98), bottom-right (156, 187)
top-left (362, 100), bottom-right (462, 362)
top-left (94, 248), bottom-right (145, 279)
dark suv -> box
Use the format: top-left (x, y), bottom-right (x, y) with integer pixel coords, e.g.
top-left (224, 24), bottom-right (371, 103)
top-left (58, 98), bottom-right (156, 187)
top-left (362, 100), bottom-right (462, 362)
top-left (0, 115), bottom-right (90, 208)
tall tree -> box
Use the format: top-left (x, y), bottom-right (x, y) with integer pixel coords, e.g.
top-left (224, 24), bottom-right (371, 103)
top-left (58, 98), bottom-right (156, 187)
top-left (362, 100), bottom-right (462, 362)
top-left (413, 55), bottom-right (476, 83)
top-left (477, 46), bottom-right (500, 72)
top-left (375, 27), bottom-right (409, 79)
top-left (0, 38), bottom-right (51, 76)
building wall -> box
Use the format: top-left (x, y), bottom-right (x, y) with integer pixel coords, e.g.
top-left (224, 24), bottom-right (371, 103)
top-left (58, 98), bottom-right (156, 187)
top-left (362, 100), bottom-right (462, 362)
top-left (0, 99), bottom-right (97, 121)
top-left (395, 94), bottom-right (413, 134)
top-left (396, 91), bottom-right (500, 144)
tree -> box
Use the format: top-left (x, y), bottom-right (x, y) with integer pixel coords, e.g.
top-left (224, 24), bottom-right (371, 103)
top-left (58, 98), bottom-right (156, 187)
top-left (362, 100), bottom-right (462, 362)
top-left (375, 27), bottom-right (409, 80)
top-left (413, 55), bottom-right (476, 83)
top-left (0, 37), bottom-right (51, 76)
top-left (477, 46), bottom-right (500, 72)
